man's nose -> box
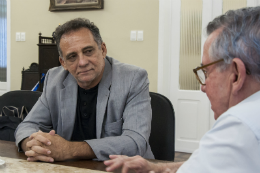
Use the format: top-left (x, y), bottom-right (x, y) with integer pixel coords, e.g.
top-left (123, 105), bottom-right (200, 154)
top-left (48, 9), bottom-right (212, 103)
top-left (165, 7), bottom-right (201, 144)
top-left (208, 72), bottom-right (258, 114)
top-left (78, 54), bottom-right (89, 66)
top-left (201, 85), bottom-right (206, 93)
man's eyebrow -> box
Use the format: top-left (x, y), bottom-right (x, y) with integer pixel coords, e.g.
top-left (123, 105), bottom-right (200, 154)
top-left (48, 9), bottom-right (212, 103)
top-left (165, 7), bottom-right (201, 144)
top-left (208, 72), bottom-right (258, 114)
top-left (82, 46), bottom-right (94, 50)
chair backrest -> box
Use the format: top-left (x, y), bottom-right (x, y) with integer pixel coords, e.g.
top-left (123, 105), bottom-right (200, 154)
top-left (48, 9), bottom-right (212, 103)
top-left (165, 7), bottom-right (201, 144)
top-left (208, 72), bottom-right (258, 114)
top-left (149, 92), bottom-right (175, 161)
top-left (21, 63), bottom-right (40, 90)
top-left (0, 90), bottom-right (42, 114)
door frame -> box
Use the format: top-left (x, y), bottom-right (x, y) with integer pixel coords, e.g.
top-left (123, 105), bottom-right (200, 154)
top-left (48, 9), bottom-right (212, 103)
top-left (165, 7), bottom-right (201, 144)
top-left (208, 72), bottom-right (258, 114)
top-left (158, 0), bottom-right (176, 98)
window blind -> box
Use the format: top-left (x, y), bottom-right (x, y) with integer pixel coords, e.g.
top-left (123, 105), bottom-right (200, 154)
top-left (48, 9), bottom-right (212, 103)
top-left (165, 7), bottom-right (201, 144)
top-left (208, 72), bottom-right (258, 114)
top-left (0, 0), bottom-right (7, 82)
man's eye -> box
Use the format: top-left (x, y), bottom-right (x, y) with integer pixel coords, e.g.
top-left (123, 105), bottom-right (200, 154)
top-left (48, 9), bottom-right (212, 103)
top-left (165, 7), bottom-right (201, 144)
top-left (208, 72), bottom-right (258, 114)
top-left (202, 70), bottom-right (208, 78)
top-left (67, 55), bottom-right (76, 60)
top-left (84, 49), bottom-right (92, 54)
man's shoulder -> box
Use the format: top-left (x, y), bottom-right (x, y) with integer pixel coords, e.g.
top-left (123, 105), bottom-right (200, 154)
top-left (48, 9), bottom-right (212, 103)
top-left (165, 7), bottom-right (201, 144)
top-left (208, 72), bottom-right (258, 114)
top-left (47, 66), bottom-right (66, 75)
top-left (215, 92), bottom-right (260, 141)
top-left (45, 66), bottom-right (72, 87)
top-left (105, 56), bottom-right (149, 93)
top-left (181, 112), bottom-right (260, 173)
top-left (107, 56), bottom-right (147, 76)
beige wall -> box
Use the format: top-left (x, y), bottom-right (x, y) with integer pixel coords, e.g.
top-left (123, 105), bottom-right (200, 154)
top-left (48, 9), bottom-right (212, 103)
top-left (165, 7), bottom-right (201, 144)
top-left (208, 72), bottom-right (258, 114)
top-left (10, 0), bottom-right (159, 92)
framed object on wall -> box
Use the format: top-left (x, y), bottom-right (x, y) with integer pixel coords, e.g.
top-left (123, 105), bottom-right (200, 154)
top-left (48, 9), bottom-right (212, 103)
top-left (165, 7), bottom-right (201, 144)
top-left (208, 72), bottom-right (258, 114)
top-left (49, 0), bottom-right (103, 11)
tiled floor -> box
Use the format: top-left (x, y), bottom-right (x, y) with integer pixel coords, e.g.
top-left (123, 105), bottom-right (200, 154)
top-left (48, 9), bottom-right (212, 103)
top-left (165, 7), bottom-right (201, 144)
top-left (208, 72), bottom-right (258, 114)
top-left (174, 152), bottom-right (192, 162)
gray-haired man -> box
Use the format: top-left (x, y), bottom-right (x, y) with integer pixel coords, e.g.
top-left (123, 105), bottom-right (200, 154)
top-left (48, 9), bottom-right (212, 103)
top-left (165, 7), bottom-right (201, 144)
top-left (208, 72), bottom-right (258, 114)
top-left (15, 18), bottom-right (154, 162)
top-left (105, 7), bottom-right (260, 173)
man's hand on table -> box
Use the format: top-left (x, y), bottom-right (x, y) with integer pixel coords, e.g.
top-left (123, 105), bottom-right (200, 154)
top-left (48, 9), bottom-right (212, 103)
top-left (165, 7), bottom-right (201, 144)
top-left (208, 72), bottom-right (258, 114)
top-left (21, 130), bottom-right (54, 162)
top-left (27, 130), bottom-right (72, 161)
top-left (104, 155), bottom-right (158, 173)
top-left (104, 155), bottom-right (184, 173)
top-left (22, 130), bottom-right (96, 162)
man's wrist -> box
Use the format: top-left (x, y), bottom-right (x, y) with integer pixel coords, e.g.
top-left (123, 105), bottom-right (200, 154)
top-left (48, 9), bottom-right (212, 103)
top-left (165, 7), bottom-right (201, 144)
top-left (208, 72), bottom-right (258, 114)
top-left (20, 137), bottom-right (30, 152)
top-left (149, 162), bottom-right (183, 173)
top-left (151, 162), bottom-right (166, 173)
top-left (65, 141), bottom-right (96, 160)
top-left (61, 141), bottom-right (70, 160)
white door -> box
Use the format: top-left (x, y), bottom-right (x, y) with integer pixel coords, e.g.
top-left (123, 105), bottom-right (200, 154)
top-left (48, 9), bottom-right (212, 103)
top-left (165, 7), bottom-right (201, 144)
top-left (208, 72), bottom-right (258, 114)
top-left (0, 0), bottom-right (10, 96)
top-left (169, 0), bottom-right (220, 153)
top-left (158, 0), bottom-right (256, 153)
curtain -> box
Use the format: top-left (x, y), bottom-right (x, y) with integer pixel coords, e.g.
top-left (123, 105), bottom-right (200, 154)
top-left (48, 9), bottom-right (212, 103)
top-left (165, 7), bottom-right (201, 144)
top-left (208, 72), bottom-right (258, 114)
top-left (0, 0), bottom-right (7, 82)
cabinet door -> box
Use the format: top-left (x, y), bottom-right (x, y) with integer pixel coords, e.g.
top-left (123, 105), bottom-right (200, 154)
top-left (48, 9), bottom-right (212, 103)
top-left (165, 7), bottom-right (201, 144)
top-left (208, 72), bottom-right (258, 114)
top-left (39, 45), bottom-right (60, 74)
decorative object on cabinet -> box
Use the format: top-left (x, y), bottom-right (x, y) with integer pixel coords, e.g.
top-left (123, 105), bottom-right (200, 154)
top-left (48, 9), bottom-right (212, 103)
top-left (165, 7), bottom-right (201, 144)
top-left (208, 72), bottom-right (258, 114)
top-left (49, 0), bottom-right (103, 11)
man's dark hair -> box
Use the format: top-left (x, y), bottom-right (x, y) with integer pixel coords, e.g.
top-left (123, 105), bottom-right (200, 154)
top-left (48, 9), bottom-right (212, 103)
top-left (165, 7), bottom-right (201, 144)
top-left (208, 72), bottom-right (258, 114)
top-left (54, 18), bottom-right (103, 59)
top-left (206, 7), bottom-right (260, 82)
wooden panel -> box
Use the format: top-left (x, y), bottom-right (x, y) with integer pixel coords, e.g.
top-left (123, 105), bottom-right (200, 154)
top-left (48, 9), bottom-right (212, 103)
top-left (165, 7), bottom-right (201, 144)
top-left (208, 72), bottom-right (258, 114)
top-left (38, 44), bottom-right (60, 91)
top-left (178, 99), bottom-right (199, 139)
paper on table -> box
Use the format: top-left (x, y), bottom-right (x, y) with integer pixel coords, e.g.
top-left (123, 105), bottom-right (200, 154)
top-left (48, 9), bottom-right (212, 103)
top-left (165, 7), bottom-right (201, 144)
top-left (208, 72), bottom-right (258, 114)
top-left (0, 156), bottom-right (106, 173)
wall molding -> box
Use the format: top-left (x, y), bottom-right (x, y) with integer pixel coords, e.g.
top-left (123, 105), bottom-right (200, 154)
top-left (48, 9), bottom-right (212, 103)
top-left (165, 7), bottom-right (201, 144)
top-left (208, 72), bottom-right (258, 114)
top-left (157, 0), bottom-right (179, 98)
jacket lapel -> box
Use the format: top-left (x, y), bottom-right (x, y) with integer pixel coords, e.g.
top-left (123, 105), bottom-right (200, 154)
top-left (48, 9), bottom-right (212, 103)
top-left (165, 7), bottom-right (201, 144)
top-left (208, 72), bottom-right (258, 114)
top-left (60, 73), bottom-right (78, 140)
top-left (96, 58), bottom-right (112, 138)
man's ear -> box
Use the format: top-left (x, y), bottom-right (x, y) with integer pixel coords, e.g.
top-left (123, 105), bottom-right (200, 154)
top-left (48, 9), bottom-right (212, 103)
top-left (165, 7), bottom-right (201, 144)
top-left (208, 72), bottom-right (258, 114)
top-left (101, 42), bottom-right (107, 59)
top-left (231, 58), bottom-right (247, 95)
top-left (59, 57), bottom-right (67, 70)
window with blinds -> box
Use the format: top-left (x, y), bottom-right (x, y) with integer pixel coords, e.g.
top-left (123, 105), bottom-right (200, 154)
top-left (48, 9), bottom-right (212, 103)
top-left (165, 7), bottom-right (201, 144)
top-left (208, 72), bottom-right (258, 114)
top-left (0, 0), bottom-right (7, 82)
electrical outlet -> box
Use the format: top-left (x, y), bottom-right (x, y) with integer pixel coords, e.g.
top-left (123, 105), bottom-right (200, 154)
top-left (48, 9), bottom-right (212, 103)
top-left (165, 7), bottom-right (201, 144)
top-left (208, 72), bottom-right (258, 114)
top-left (16, 32), bottom-right (21, 41)
top-left (130, 31), bottom-right (137, 41)
top-left (21, 32), bottom-right (26, 41)
top-left (137, 31), bottom-right (143, 41)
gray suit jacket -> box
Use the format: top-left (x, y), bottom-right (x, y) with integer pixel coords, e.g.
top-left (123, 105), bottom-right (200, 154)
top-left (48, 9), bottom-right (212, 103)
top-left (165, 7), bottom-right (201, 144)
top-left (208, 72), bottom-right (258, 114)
top-left (15, 56), bottom-right (154, 160)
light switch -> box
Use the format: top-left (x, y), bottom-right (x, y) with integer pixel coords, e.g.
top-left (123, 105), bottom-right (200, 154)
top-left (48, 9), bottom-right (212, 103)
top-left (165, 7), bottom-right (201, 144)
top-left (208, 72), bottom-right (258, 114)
top-left (130, 31), bottom-right (137, 41)
top-left (137, 31), bottom-right (143, 41)
top-left (21, 32), bottom-right (26, 41)
top-left (16, 32), bottom-right (21, 41)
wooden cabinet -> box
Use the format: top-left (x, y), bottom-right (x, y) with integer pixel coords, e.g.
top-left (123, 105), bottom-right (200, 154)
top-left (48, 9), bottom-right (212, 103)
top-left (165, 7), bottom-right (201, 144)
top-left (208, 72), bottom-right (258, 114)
top-left (37, 33), bottom-right (60, 91)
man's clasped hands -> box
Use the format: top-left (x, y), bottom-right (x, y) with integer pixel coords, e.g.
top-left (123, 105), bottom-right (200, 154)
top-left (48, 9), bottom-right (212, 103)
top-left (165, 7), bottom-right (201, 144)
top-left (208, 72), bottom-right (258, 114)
top-left (23, 130), bottom-right (70, 162)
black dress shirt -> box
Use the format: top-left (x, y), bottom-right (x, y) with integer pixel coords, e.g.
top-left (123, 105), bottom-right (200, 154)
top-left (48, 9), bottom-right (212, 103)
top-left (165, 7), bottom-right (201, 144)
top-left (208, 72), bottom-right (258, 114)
top-left (71, 84), bottom-right (99, 141)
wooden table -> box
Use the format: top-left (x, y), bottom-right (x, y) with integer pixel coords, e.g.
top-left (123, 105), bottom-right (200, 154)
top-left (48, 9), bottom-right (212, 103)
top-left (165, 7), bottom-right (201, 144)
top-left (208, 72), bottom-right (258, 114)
top-left (0, 140), bottom-right (109, 172)
top-left (0, 140), bottom-right (168, 172)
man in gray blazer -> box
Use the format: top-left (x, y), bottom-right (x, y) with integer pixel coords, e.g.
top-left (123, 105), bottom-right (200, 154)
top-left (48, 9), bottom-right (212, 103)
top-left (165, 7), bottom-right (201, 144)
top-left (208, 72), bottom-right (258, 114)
top-left (15, 18), bottom-right (154, 162)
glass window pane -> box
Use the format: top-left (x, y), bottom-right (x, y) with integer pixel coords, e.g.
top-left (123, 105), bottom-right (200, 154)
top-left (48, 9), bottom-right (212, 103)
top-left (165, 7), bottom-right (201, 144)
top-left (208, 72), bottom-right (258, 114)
top-left (179, 0), bottom-right (202, 90)
top-left (0, 0), bottom-right (7, 82)
top-left (223, 0), bottom-right (247, 14)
